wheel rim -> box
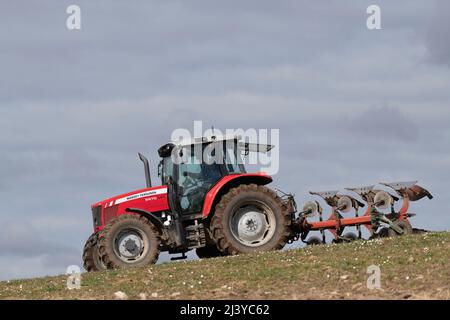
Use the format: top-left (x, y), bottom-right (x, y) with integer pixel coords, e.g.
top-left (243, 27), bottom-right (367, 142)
top-left (113, 228), bottom-right (149, 263)
top-left (229, 201), bottom-right (276, 247)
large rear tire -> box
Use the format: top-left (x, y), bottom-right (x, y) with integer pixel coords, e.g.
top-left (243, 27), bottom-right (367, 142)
top-left (98, 214), bottom-right (160, 269)
top-left (82, 233), bottom-right (106, 272)
top-left (211, 184), bottom-right (291, 255)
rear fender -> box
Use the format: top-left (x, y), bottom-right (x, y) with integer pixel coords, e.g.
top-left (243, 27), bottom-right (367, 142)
top-left (202, 173), bottom-right (273, 218)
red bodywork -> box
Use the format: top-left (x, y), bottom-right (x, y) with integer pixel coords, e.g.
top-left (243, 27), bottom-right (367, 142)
top-left (91, 172), bottom-right (272, 232)
top-left (91, 185), bottom-right (169, 232)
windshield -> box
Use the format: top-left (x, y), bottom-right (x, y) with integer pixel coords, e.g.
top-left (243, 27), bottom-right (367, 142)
top-left (177, 145), bottom-right (222, 187)
top-left (162, 140), bottom-right (246, 187)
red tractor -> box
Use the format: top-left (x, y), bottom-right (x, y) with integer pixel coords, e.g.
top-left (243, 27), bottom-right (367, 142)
top-left (83, 134), bottom-right (433, 271)
top-left (83, 135), bottom-right (294, 271)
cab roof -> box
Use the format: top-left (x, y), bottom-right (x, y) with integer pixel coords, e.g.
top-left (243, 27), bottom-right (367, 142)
top-left (157, 134), bottom-right (274, 158)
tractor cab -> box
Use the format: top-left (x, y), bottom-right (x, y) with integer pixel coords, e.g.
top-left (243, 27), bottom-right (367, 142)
top-left (157, 135), bottom-right (251, 215)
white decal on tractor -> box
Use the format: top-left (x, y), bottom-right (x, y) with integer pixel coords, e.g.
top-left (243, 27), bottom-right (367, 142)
top-left (114, 188), bottom-right (167, 205)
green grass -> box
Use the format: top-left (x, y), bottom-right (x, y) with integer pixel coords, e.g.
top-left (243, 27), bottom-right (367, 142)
top-left (1, 232), bottom-right (449, 300)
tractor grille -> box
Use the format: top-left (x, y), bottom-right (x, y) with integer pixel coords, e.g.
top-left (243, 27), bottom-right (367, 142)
top-left (92, 205), bottom-right (102, 228)
top-left (104, 205), bottom-right (119, 224)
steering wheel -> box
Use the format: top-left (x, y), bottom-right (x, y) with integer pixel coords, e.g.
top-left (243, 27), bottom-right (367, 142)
top-left (182, 174), bottom-right (197, 190)
top-left (184, 184), bottom-right (209, 200)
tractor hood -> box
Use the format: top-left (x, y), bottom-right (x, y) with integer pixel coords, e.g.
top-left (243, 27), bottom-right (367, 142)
top-left (91, 185), bottom-right (169, 210)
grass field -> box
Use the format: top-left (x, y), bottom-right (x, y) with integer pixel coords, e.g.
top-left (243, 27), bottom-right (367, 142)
top-left (0, 232), bottom-right (449, 300)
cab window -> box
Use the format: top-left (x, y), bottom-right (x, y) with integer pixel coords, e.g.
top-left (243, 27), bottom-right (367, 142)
top-left (161, 157), bottom-right (173, 185)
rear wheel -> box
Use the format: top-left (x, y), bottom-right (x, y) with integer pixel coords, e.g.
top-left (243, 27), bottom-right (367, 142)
top-left (82, 233), bottom-right (106, 272)
top-left (211, 184), bottom-right (291, 255)
top-left (98, 215), bottom-right (160, 269)
top-left (196, 244), bottom-right (224, 259)
top-left (388, 220), bottom-right (413, 237)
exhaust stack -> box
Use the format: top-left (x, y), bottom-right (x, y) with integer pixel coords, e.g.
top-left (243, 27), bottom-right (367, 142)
top-left (138, 153), bottom-right (152, 188)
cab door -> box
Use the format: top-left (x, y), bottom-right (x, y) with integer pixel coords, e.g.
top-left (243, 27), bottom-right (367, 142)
top-left (174, 144), bottom-right (224, 215)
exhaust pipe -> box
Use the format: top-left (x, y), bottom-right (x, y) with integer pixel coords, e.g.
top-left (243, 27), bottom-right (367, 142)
top-left (138, 153), bottom-right (152, 188)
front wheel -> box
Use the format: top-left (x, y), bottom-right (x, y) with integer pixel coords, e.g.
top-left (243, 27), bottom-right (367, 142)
top-left (98, 215), bottom-right (160, 269)
top-left (82, 233), bottom-right (106, 272)
top-left (211, 184), bottom-right (292, 255)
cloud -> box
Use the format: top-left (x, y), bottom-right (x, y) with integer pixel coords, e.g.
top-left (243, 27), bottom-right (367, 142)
top-left (0, 221), bottom-right (79, 257)
top-left (423, 0), bottom-right (450, 66)
top-left (0, 221), bottom-right (80, 280)
top-left (343, 105), bottom-right (420, 142)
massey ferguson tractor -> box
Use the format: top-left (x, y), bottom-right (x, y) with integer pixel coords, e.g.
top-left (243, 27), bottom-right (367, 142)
top-left (83, 134), bottom-right (433, 271)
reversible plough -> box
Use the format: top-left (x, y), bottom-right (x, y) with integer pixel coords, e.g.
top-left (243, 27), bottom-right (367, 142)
top-left (290, 181), bottom-right (434, 245)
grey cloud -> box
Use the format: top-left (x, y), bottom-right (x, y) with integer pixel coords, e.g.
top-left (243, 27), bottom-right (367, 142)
top-left (0, 221), bottom-right (79, 258)
top-left (0, 1), bottom-right (381, 103)
top-left (0, 220), bottom-right (80, 280)
top-left (423, 1), bottom-right (450, 66)
top-left (343, 105), bottom-right (420, 142)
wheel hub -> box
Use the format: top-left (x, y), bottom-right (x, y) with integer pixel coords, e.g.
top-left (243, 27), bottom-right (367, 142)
top-left (245, 218), bottom-right (258, 232)
top-left (117, 233), bottom-right (143, 260)
top-left (239, 211), bottom-right (265, 237)
top-left (232, 205), bottom-right (273, 246)
top-left (124, 239), bottom-right (138, 252)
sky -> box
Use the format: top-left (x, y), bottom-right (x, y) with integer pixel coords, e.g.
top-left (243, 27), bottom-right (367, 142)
top-left (0, 0), bottom-right (449, 281)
